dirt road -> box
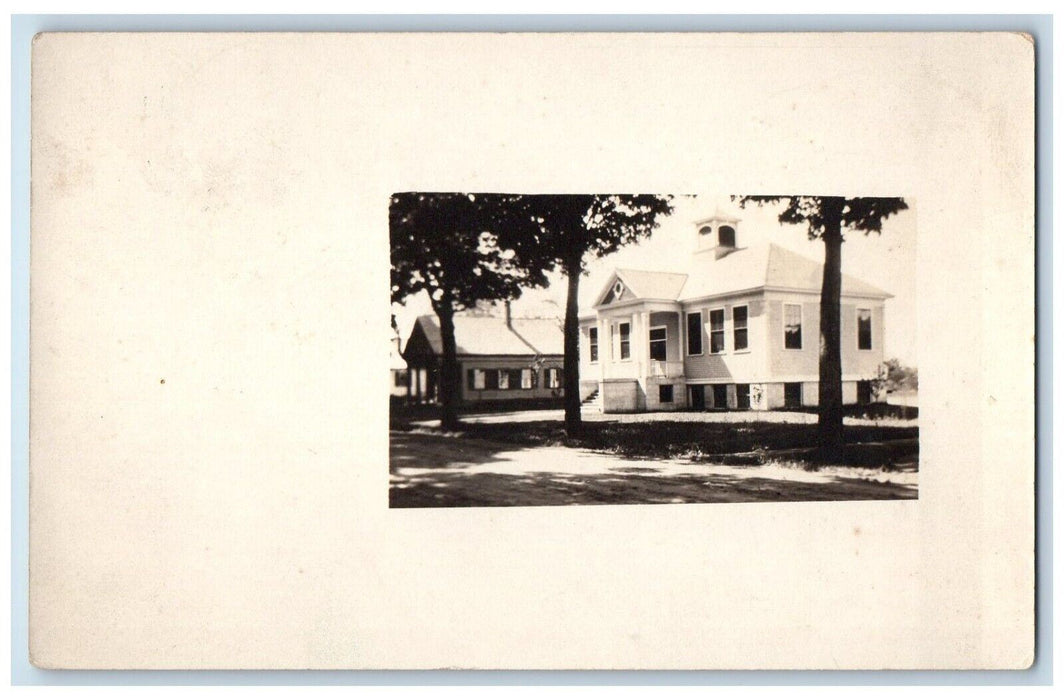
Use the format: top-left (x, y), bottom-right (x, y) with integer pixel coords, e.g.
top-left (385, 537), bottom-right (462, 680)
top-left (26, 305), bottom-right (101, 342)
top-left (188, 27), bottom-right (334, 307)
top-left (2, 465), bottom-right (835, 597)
top-left (390, 430), bottom-right (917, 508)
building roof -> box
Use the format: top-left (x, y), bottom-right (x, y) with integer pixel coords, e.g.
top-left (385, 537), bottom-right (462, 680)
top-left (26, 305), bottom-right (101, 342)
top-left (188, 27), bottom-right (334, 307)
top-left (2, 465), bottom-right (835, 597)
top-left (761, 244), bottom-right (891, 298)
top-left (674, 245), bottom-right (767, 301)
top-left (614, 268), bottom-right (691, 301)
top-left (594, 243), bottom-right (891, 308)
top-left (411, 314), bottom-right (564, 357)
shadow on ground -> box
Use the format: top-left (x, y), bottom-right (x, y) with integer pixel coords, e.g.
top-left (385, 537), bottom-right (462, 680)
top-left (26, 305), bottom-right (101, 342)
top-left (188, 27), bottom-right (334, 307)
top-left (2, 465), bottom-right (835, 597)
top-left (389, 431), bottom-right (918, 508)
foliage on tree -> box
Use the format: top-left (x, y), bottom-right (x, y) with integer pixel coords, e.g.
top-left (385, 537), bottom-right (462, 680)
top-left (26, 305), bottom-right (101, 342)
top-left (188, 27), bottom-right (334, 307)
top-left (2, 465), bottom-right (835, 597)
top-left (518, 195), bottom-right (675, 435)
top-left (873, 358), bottom-right (918, 395)
top-left (390, 192), bottom-right (547, 431)
top-left (736, 195), bottom-right (908, 458)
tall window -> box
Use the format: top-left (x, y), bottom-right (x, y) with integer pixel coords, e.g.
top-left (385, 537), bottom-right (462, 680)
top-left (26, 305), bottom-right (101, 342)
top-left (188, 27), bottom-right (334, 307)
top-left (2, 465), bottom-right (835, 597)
top-left (857, 308), bottom-right (872, 350)
top-left (521, 368), bottom-right (533, 389)
top-left (736, 383), bottom-right (751, 409)
top-left (686, 312), bottom-right (702, 355)
top-left (783, 303), bottom-right (803, 349)
top-left (545, 367), bottom-right (562, 388)
top-left (649, 327), bottom-right (667, 361)
top-left (485, 369), bottom-right (499, 390)
top-left (709, 309), bottom-right (725, 354)
top-left (589, 327), bottom-right (599, 363)
top-left (733, 305), bottom-right (748, 351)
top-left (498, 370), bottom-right (510, 390)
top-left (619, 322), bottom-right (631, 360)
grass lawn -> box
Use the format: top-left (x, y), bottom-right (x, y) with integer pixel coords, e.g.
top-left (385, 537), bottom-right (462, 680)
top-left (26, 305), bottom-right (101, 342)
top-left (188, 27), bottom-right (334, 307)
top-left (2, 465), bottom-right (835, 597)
top-left (389, 422), bottom-right (918, 507)
top-left (390, 407), bottom-right (918, 507)
top-left (392, 408), bottom-right (918, 471)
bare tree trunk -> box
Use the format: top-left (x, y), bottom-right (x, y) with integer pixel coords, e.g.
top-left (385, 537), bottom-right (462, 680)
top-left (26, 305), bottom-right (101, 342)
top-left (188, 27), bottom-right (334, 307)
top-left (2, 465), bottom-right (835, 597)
top-left (435, 303), bottom-right (461, 432)
top-left (817, 198), bottom-right (845, 459)
top-left (563, 256), bottom-right (582, 437)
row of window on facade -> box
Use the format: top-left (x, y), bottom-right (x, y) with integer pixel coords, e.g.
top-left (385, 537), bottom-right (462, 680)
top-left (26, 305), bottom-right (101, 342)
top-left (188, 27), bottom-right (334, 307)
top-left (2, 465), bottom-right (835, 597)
top-left (653, 382), bottom-right (757, 407)
top-left (589, 305), bottom-right (874, 361)
top-left (467, 367), bottom-right (563, 391)
top-left (671, 383), bottom-right (757, 408)
top-left (655, 380), bottom-right (875, 408)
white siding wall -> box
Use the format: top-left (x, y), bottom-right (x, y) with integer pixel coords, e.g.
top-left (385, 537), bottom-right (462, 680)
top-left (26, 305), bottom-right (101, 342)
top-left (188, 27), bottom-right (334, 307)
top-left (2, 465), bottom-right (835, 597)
top-left (682, 295), bottom-right (766, 382)
top-left (580, 289), bottom-right (887, 413)
top-left (765, 292), bottom-right (886, 381)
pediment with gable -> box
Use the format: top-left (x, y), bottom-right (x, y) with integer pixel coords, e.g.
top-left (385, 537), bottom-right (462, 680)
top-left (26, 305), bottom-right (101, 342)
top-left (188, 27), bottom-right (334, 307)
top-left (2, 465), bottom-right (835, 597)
top-left (595, 273), bottom-right (638, 307)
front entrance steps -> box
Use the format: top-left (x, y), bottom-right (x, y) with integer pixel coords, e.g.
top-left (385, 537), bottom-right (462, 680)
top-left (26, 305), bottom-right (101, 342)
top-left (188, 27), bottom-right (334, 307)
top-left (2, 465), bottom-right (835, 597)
top-left (581, 388), bottom-right (602, 411)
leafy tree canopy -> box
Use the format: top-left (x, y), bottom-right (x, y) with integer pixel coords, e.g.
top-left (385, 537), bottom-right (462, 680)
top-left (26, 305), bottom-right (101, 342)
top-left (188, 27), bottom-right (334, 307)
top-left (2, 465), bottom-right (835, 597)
top-left (390, 192), bottom-right (548, 312)
top-left (517, 194), bottom-right (675, 273)
top-left (737, 196), bottom-right (908, 239)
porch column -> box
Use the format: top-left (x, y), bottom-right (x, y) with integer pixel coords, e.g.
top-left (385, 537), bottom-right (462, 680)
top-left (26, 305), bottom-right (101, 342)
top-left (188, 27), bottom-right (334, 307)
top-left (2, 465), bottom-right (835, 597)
top-left (638, 311), bottom-right (650, 380)
top-left (630, 313), bottom-right (640, 377)
top-left (678, 309), bottom-right (685, 366)
top-left (597, 317), bottom-right (607, 383)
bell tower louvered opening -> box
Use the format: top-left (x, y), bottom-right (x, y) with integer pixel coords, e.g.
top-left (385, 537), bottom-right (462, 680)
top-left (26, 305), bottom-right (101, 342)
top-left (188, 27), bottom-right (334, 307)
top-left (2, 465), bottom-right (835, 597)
top-left (694, 208), bottom-right (741, 259)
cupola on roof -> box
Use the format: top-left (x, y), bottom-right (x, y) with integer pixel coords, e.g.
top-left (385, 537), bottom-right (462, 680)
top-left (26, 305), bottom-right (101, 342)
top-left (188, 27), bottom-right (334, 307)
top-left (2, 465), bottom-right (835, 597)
top-left (694, 205), bottom-right (742, 257)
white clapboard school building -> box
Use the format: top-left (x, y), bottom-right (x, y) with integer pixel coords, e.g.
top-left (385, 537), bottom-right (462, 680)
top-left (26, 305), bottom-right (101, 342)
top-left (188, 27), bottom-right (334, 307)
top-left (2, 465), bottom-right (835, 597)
top-left (577, 209), bottom-right (890, 413)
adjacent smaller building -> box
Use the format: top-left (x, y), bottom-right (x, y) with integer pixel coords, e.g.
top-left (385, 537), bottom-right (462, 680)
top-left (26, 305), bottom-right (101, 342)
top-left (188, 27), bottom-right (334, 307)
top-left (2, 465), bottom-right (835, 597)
top-left (401, 307), bottom-right (565, 406)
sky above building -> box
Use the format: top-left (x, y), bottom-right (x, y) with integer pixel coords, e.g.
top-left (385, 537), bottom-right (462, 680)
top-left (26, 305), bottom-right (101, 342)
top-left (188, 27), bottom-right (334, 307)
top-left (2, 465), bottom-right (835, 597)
top-left (393, 194), bottom-right (917, 366)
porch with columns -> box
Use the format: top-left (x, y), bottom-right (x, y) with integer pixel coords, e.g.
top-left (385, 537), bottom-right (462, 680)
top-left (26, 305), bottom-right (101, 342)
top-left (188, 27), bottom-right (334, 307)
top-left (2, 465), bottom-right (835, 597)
top-left (589, 303), bottom-right (687, 412)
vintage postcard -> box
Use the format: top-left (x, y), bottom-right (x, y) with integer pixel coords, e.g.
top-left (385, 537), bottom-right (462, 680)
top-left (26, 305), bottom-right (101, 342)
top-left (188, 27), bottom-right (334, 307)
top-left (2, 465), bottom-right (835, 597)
top-left (390, 193), bottom-right (918, 508)
top-left (29, 32), bottom-right (1034, 669)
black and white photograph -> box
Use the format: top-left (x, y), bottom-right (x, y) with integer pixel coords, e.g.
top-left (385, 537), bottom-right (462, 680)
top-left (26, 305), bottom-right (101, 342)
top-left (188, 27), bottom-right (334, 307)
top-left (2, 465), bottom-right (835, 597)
top-left (390, 193), bottom-right (918, 508)
top-left (25, 29), bottom-right (1034, 672)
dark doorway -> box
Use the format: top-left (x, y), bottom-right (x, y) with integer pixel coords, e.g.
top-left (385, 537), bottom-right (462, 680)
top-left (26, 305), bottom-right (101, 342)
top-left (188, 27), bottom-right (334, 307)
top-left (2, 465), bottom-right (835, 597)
top-left (690, 385), bottom-right (705, 410)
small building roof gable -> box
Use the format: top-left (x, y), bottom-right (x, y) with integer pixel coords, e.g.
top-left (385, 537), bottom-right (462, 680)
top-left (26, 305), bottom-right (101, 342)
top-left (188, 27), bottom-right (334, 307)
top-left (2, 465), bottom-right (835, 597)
top-left (406, 313), bottom-right (564, 357)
